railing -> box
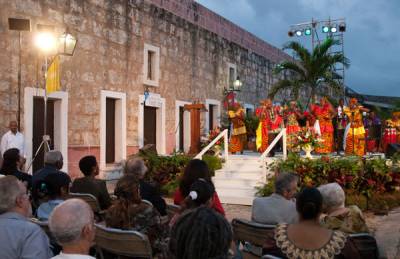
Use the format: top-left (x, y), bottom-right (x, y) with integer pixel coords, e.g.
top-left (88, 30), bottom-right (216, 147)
top-left (259, 128), bottom-right (287, 162)
top-left (195, 129), bottom-right (229, 162)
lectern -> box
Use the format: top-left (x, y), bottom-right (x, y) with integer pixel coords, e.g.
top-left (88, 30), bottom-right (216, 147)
top-left (184, 103), bottom-right (207, 154)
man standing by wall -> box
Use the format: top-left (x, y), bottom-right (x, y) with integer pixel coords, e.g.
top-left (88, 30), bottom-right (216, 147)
top-left (1, 121), bottom-right (25, 157)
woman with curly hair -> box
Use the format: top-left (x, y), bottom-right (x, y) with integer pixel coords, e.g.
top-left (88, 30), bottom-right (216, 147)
top-left (105, 174), bottom-right (168, 258)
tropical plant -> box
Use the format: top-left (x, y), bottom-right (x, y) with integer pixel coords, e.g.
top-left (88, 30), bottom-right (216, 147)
top-left (269, 38), bottom-right (350, 101)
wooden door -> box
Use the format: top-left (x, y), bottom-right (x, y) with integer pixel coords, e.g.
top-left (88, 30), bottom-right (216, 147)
top-left (32, 98), bottom-right (54, 172)
top-left (106, 98), bottom-right (115, 164)
top-left (179, 106), bottom-right (184, 151)
top-left (209, 104), bottom-right (214, 131)
top-left (144, 106), bottom-right (157, 149)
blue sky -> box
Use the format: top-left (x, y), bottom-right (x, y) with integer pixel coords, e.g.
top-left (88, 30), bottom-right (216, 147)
top-left (197, 0), bottom-right (400, 97)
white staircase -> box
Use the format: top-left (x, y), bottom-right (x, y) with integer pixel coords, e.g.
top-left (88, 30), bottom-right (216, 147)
top-left (213, 152), bottom-right (277, 205)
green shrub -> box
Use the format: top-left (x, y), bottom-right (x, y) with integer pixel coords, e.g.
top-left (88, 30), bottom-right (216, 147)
top-left (203, 155), bottom-right (222, 176)
top-left (255, 176), bottom-right (275, 197)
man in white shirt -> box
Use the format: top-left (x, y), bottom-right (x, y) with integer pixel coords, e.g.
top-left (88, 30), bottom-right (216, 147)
top-left (49, 199), bottom-right (95, 259)
top-left (1, 121), bottom-right (25, 157)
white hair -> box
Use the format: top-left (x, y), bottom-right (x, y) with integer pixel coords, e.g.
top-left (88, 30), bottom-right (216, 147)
top-left (0, 176), bottom-right (24, 214)
top-left (124, 156), bottom-right (147, 178)
top-left (318, 183), bottom-right (345, 211)
top-left (49, 199), bottom-right (93, 246)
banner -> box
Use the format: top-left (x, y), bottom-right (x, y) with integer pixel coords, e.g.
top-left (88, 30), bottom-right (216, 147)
top-left (46, 55), bottom-right (60, 94)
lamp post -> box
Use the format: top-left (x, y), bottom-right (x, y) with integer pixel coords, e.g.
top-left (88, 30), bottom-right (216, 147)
top-left (224, 76), bottom-right (242, 104)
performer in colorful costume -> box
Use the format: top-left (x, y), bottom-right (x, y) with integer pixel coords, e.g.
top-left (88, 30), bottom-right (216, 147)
top-left (344, 98), bottom-right (369, 156)
top-left (284, 101), bottom-right (302, 152)
top-left (383, 111), bottom-right (400, 152)
top-left (228, 103), bottom-right (247, 154)
top-left (335, 98), bottom-right (347, 153)
top-left (311, 97), bottom-right (336, 154)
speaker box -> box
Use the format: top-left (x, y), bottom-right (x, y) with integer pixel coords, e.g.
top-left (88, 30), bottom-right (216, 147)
top-left (8, 18), bottom-right (31, 31)
top-left (386, 143), bottom-right (400, 158)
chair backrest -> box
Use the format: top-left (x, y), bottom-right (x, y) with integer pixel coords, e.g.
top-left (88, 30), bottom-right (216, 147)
top-left (166, 204), bottom-right (181, 219)
top-left (349, 233), bottom-right (379, 259)
top-left (30, 218), bottom-right (52, 238)
top-left (95, 224), bottom-right (153, 259)
top-left (68, 193), bottom-right (101, 213)
top-left (231, 218), bottom-right (276, 246)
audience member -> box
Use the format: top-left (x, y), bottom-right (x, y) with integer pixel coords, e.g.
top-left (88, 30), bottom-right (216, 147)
top-left (318, 183), bottom-right (369, 234)
top-left (1, 120), bottom-right (25, 158)
top-left (169, 178), bottom-right (215, 227)
top-left (252, 172), bottom-right (298, 224)
top-left (0, 175), bottom-right (51, 259)
top-left (105, 174), bottom-right (168, 258)
top-left (71, 155), bottom-right (111, 210)
top-left (0, 148), bottom-right (31, 189)
top-left (124, 155), bottom-right (167, 215)
top-left (49, 199), bottom-right (95, 259)
top-left (169, 207), bottom-right (232, 259)
top-left (174, 159), bottom-right (225, 216)
top-left (32, 150), bottom-right (65, 190)
top-left (263, 187), bottom-right (360, 259)
top-left (36, 173), bottom-right (71, 221)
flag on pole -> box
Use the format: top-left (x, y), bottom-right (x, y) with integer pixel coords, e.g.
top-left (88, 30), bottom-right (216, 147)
top-left (46, 55), bottom-right (60, 94)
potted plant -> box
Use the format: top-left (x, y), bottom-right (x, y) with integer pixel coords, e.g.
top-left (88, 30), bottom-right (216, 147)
top-left (244, 114), bottom-right (259, 151)
top-left (294, 129), bottom-right (322, 158)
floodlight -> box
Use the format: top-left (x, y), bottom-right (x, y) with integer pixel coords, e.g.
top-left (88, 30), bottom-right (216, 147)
top-left (322, 26), bottom-right (330, 33)
top-left (304, 28), bottom-right (312, 36)
top-left (35, 32), bottom-right (56, 53)
top-left (295, 30), bottom-right (302, 37)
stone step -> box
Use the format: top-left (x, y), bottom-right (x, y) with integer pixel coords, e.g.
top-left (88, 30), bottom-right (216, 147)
top-left (223, 163), bottom-right (265, 172)
top-left (214, 169), bottom-right (265, 180)
top-left (213, 177), bottom-right (262, 189)
top-left (219, 195), bottom-right (254, 205)
top-left (217, 187), bottom-right (258, 197)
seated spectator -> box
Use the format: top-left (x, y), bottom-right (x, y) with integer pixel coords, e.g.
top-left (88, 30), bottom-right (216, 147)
top-left (169, 207), bottom-right (232, 259)
top-left (49, 199), bottom-right (95, 259)
top-left (36, 173), bottom-right (71, 221)
top-left (32, 151), bottom-right (66, 193)
top-left (263, 187), bottom-right (360, 259)
top-left (0, 148), bottom-right (31, 189)
top-left (252, 172), bottom-right (298, 224)
top-left (318, 183), bottom-right (369, 234)
top-left (169, 178), bottom-right (214, 227)
top-left (0, 176), bottom-right (52, 259)
top-left (71, 155), bottom-right (111, 210)
top-left (174, 159), bottom-right (225, 216)
top-left (105, 174), bottom-right (168, 258)
top-left (124, 155), bottom-right (167, 215)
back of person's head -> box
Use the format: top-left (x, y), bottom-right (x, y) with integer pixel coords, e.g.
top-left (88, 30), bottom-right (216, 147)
top-left (318, 183), bottom-right (345, 212)
top-left (1, 148), bottom-right (20, 173)
top-left (44, 151), bottom-right (63, 169)
top-left (79, 156), bottom-right (98, 177)
top-left (39, 173), bottom-right (71, 200)
top-left (0, 175), bottom-right (24, 214)
top-left (49, 199), bottom-right (94, 247)
top-left (274, 172), bottom-right (299, 198)
top-left (170, 207), bottom-right (232, 259)
top-left (113, 174), bottom-right (141, 204)
top-left (180, 159), bottom-right (212, 197)
top-left (123, 156), bottom-right (147, 179)
top-left (181, 179), bottom-right (215, 211)
top-left (296, 187), bottom-right (323, 220)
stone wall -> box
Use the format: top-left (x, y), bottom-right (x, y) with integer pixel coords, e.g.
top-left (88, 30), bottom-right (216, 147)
top-left (0, 0), bottom-right (290, 178)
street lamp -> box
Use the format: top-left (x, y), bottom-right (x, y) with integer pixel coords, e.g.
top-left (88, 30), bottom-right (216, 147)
top-left (58, 31), bottom-right (77, 56)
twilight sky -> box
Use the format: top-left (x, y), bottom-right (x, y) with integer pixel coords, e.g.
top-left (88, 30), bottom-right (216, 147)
top-left (197, 0), bottom-right (400, 97)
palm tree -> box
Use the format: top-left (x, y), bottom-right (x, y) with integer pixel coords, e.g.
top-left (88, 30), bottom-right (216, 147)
top-left (268, 38), bottom-right (350, 102)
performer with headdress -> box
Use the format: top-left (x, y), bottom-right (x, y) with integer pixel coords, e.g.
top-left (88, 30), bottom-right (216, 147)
top-left (383, 111), bottom-right (400, 152)
top-left (311, 97), bottom-right (336, 154)
top-left (228, 102), bottom-right (247, 154)
top-left (343, 98), bottom-right (369, 156)
top-left (284, 101), bottom-right (303, 152)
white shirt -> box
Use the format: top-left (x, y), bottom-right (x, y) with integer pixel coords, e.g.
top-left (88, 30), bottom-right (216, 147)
top-left (52, 252), bottom-right (95, 259)
top-left (0, 130), bottom-right (25, 157)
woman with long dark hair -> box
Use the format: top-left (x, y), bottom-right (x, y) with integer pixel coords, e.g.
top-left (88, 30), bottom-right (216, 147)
top-left (0, 148), bottom-right (31, 189)
top-left (173, 159), bottom-right (225, 216)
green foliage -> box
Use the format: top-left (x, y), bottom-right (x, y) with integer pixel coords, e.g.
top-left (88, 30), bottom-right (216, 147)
top-left (244, 114), bottom-right (259, 138)
top-left (202, 155), bottom-right (222, 176)
top-left (255, 176), bottom-right (275, 197)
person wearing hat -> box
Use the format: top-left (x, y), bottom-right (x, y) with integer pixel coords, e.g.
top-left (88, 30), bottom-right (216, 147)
top-left (36, 173), bottom-right (71, 221)
top-left (228, 102), bottom-right (247, 154)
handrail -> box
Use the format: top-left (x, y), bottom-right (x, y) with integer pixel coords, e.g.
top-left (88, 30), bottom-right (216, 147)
top-left (259, 128), bottom-right (287, 162)
top-left (195, 129), bottom-right (229, 162)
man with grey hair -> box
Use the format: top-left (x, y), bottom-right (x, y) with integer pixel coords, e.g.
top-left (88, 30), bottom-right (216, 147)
top-left (251, 172), bottom-right (299, 224)
top-left (0, 175), bottom-right (52, 259)
top-left (49, 199), bottom-right (95, 258)
top-left (124, 155), bottom-right (167, 215)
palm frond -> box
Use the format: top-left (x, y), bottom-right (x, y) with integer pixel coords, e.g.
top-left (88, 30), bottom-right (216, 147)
top-left (268, 79), bottom-right (295, 99)
top-left (274, 61), bottom-right (306, 78)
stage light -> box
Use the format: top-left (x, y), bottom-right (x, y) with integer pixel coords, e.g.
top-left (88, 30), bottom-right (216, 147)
top-left (288, 30), bottom-right (294, 37)
top-left (330, 26), bottom-right (337, 33)
top-left (339, 23), bottom-right (346, 32)
top-left (322, 26), bottom-right (329, 33)
top-left (304, 28), bottom-right (312, 36)
top-left (295, 30), bottom-right (302, 36)
top-left (35, 31), bottom-right (56, 53)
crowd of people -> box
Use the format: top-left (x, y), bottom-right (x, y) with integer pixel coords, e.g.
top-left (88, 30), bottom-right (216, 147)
top-left (227, 97), bottom-right (400, 156)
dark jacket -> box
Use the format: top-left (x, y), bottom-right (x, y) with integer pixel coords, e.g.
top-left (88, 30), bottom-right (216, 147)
top-left (71, 176), bottom-right (112, 210)
top-left (32, 165), bottom-right (66, 191)
top-left (0, 169), bottom-right (32, 189)
top-left (140, 180), bottom-right (167, 216)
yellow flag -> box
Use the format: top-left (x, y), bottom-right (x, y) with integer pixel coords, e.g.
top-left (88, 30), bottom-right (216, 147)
top-left (46, 55), bottom-right (60, 94)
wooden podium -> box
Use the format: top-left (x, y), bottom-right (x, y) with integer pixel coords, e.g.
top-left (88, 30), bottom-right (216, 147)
top-left (184, 103), bottom-right (207, 154)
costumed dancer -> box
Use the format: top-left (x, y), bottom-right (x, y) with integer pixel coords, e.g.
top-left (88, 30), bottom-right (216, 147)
top-left (363, 111), bottom-right (381, 153)
top-left (335, 98), bottom-right (347, 153)
top-left (228, 103), bottom-right (247, 154)
top-left (284, 101), bottom-right (302, 152)
top-left (383, 111), bottom-right (400, 152)
top-left (255, 99), bottom-right (270, 153)
top-left (311, 97), bottom-right (336, 154)
top-left (343, 98), bottom-right (369, 156)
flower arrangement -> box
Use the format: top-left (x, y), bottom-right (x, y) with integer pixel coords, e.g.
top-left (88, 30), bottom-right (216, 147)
top-left (294, 129), bottom-right (321, 149)
top-left (200, 127), bottom-right (224, 156)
